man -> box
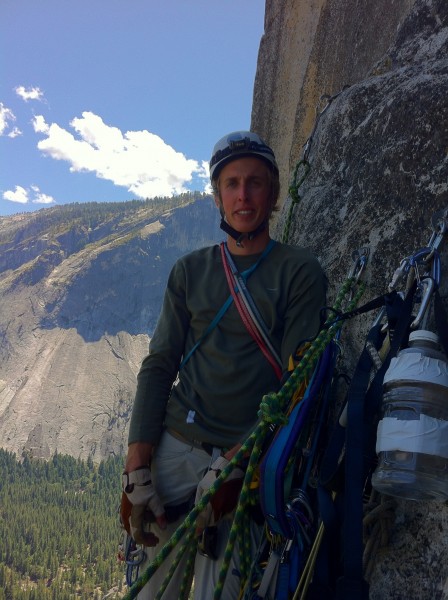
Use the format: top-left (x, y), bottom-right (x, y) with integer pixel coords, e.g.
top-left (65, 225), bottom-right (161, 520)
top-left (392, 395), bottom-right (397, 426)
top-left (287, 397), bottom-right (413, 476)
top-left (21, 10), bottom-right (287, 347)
top-left (122, 131), bottom-right (326, 598)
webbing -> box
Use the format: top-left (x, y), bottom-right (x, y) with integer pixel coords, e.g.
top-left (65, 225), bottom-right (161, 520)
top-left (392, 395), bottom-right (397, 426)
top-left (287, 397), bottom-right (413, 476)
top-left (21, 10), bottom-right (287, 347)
top-left (221, 240), bottom-right (283, 380)
top-left (180, 240), bottom-right (275, 370)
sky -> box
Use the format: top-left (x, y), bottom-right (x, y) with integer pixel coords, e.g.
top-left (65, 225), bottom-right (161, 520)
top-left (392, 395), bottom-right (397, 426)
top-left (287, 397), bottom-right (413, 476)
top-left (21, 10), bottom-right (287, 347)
top-left (0, 1), bottom-right (265, 217)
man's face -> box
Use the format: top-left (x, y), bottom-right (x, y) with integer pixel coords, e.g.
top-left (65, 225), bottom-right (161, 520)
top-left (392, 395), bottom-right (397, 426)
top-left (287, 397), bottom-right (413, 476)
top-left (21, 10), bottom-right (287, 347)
top-left (215, 157), bottom-right (272, 234)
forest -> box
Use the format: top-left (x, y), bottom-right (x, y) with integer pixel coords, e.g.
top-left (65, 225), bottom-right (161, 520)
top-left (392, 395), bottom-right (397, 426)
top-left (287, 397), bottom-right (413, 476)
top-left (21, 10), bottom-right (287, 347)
top-left (0, 449), bottom-right (126, 599)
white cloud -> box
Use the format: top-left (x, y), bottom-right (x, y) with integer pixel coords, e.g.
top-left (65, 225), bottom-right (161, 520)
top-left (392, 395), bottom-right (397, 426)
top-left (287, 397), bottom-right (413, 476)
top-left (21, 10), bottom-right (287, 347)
top-left (0, 103), bottom-right (21, 137)
top-left (198, 160), bottom-right (212, 193)
top-left (32, 115), bottom-right (49, 134)
top-left (3, 185), bottom-right (29, 204)
top-left (33, 192), bottom-right (55, 205)
top-left (3, 185), bottom-right (55, 206)
top-left (15, 85), bottom-right (44, 102)
top-left (33, 111), bottom-right (206, 198)
top-left (8, 127), bottom-right (22, 138)
top-left (30, 185), bottom-right (55, 205)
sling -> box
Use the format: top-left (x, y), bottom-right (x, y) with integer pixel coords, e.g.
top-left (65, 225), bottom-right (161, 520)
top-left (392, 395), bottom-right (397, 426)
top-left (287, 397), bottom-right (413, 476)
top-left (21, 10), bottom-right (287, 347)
top-left (221, 240), bottom-right (283, 380)
top-left (179, 241), bottom-right (276, 370)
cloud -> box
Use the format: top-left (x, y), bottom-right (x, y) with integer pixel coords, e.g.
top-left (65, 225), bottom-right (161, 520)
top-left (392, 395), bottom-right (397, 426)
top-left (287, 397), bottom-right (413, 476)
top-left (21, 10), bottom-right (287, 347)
top-left (3, 185), bottom-right (55, 205)
top-left (0, 103), bottom-right (22, 137)
top-left (15, 85), bottom-right (44, 102)
top-left (33, 114), bottom-right (49, 134)
top-left (30, 185), bottom-right (55, 205)
top-left (199, 160), bottom-right (212, 193)
top-left (7, 127), bottom-right (22, 138)
top-left (3, 185), bottom-right (29, 204)
top-left (32, 111), bottom-right (207, 198)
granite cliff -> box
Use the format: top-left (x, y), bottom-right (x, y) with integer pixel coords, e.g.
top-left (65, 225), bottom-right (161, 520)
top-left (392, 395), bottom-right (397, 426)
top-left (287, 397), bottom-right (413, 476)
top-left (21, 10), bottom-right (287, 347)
top-left (250, 0), bottom-right (447, 597)
top-left (0, 195), bottom-right (222, 462)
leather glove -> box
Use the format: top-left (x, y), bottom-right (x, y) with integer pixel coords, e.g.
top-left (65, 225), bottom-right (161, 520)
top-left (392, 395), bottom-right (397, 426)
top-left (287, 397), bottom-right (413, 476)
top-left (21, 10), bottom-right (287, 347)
top-left (195, 456), bottom-right (245, 534)
top-left (121, 467), bottom-right (165, 547)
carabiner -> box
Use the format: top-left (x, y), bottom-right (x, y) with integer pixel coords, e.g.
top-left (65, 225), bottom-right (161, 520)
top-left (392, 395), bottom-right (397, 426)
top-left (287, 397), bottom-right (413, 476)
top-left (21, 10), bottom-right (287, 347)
top-left (349, 247), bottom-right (369, 282)
top-left (410, 276), bottom-right (436, 330)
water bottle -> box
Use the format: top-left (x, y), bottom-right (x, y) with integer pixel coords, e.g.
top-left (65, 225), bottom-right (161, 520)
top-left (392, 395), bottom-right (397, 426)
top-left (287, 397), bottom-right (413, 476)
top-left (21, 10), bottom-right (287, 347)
top-left (371, 330), bottom-right (448, 501)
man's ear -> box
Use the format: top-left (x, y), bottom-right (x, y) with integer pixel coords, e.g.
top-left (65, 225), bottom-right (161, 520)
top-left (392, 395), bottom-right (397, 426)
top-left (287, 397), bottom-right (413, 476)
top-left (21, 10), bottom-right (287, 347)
top-left (214, 196), bottom-right (225, 219)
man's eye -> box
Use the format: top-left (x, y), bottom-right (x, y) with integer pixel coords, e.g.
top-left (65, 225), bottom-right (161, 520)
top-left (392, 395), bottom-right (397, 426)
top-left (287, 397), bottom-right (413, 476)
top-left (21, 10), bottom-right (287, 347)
top-left (249, 179), bottom-right (263, 188)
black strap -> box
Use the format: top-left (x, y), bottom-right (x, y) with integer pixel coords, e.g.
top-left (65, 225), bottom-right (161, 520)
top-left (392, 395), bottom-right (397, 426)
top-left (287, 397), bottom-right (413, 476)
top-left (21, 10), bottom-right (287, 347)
top-left (325, 291), bottom-right (400, 325)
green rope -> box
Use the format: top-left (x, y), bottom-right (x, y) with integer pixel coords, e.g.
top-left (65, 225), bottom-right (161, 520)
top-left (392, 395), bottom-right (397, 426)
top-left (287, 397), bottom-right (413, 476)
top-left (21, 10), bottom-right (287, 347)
top-left (179, 530), bottom-right (197, 600)
top-left (122, 276), bottom-right (365, 600)
top-left (282, 159), bottom-right (311, 244)
top-left (153, 526), bottom-right (197, 600)
top-left (213, 425), bottom-right (268, 599)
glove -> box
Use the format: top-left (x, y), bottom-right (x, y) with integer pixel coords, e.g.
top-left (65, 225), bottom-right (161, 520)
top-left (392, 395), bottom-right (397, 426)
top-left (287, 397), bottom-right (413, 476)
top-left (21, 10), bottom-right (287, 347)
top-left (121, 467), bottom-right (165, 547)
top-left (195, 456), bottom-right (245, 534)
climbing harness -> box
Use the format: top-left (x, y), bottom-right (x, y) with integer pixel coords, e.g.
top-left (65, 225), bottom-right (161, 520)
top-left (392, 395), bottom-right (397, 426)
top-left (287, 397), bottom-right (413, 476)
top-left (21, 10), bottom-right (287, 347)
top-left (283, 86), bottom-right (350, 244)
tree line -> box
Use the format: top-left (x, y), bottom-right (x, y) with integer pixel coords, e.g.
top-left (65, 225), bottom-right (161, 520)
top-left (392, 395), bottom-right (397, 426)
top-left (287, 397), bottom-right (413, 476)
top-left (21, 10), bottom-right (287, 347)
top-left (0, 191), bottom-right (211, 247)
top-left (0, 449), bottom-right (127, 599)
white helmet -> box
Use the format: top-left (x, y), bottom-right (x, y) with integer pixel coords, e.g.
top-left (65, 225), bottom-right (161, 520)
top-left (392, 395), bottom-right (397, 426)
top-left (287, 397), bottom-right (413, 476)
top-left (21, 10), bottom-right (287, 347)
top-left (209, 131), bottom-right (278, 181)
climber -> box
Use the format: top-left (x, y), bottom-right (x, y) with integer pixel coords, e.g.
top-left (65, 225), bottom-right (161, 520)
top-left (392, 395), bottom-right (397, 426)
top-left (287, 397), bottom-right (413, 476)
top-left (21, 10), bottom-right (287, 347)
top-left (121, 130), bottom-right (327, 599)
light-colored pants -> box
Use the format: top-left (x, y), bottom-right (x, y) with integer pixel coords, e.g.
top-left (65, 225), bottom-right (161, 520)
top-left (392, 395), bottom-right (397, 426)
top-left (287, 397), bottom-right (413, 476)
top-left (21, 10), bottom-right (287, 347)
top-left (135, 430), bottom-right (261, 600)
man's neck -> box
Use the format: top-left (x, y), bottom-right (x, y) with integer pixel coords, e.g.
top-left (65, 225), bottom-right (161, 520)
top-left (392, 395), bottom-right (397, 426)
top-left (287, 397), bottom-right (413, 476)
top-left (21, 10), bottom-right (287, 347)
top-left (226, 230), bottom-right (271, 256)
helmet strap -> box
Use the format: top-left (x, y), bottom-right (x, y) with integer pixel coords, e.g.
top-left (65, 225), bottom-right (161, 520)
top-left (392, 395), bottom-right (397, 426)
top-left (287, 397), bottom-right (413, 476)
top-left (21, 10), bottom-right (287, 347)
top-left (219, 216), bottom-right (267, 248)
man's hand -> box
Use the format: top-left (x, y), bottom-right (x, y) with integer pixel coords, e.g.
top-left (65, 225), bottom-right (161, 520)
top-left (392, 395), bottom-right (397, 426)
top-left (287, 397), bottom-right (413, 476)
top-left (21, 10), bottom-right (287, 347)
top-left (121, 467), bottom-right (166, 547)
top-left (195, 456), bottom-right (245, 535)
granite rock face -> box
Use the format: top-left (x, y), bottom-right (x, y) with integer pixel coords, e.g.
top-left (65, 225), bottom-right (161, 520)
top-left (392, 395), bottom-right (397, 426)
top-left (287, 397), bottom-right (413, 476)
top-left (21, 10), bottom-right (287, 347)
top-left (251, 0), bottom-right (448, 598)
top-left (0, 196), bottom-right (222, 462)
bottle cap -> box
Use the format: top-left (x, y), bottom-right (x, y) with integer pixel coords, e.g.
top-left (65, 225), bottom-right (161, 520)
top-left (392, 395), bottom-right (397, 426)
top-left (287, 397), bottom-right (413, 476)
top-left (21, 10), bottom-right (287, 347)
top-left (409, 330), bottom-right (440, 346)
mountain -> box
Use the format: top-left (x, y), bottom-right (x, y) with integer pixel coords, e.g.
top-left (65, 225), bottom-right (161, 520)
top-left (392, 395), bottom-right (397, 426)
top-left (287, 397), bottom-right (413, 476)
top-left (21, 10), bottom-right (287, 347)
top-left (0, 193), bottom-right (223, 462)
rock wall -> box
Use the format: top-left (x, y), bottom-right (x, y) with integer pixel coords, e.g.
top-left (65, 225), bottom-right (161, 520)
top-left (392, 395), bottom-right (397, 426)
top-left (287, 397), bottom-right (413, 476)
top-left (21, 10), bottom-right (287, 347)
top-left (251, 0), bottom-right (448, 598)
top-left (253, 0), bottom-right (414, 201)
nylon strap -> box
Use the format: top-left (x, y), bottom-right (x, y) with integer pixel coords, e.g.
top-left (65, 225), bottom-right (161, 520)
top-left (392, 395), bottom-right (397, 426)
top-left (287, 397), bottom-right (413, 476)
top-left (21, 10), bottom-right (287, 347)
top-left (179, 242), bottom-right (274, 370)
top-left (222, 241), bottom-right (281, 366)
top-left (220, 240), bottom-right (283, 380)
top-left (257, 551), bottom-right (281, 598)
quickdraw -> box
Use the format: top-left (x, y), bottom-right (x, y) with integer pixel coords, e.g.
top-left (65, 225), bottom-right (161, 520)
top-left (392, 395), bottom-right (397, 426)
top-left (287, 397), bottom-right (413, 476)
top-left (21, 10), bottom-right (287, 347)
top-left (121, 533), bottom-right (147, 588)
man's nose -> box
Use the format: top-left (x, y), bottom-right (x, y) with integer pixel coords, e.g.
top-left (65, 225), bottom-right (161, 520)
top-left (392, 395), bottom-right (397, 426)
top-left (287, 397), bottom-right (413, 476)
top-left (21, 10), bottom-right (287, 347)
top-left (237, 182), bottom-right (249, 201)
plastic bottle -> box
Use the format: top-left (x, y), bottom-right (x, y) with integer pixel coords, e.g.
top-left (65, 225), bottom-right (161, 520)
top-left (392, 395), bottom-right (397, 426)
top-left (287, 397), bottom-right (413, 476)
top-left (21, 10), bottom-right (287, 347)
top-left (371, 330), bottom-right (448, 501)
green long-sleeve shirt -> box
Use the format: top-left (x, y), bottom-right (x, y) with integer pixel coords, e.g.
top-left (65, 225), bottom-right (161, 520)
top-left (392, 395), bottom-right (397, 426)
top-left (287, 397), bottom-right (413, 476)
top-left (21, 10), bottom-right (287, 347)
top-left (128, 241), bottom-right (326, 449)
